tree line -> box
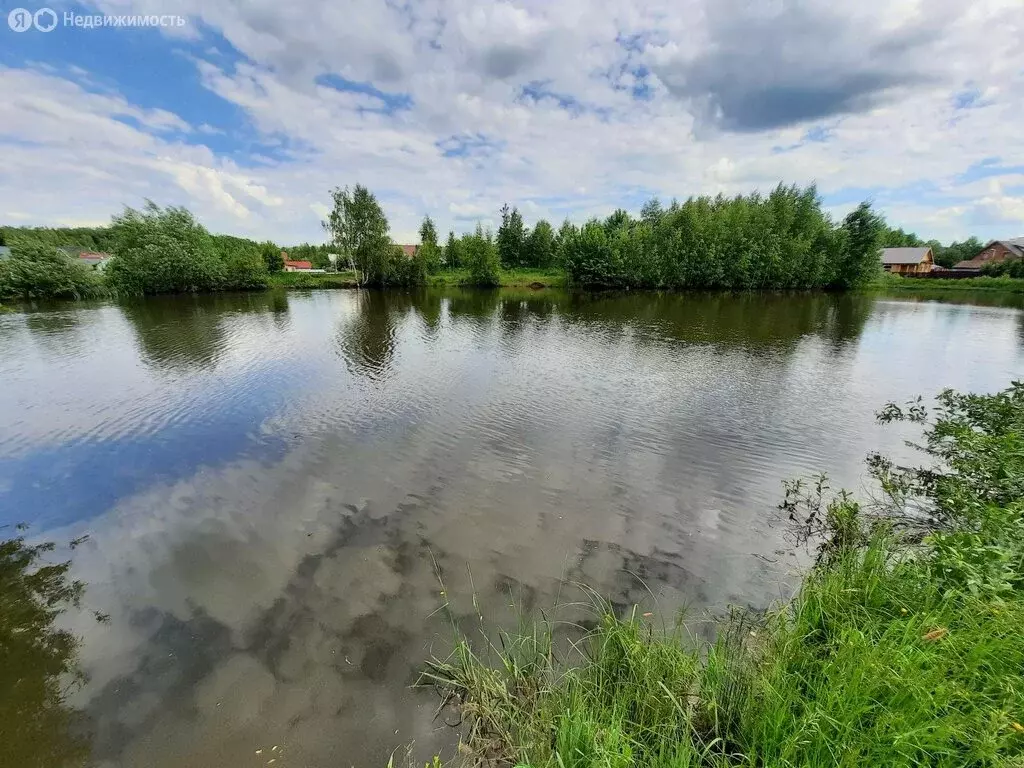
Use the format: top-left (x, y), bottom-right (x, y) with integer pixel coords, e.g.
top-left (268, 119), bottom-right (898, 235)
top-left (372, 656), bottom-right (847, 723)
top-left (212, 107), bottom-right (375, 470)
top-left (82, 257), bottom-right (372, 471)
top-left (324, 183), bottom-right (887, 290)
top-left (0, 183), bottom-right (998, 300)
top-left (880, 227), bottom-right (985, 269)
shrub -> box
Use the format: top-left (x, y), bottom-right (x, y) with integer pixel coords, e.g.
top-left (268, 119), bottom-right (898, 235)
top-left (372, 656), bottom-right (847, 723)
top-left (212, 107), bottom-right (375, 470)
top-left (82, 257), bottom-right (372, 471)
top-left (0, 242), bottom-right (105, 300)
top-left (461, 225), bottom-right (501, 287)
top-left (105, 202), bottom-right (267, 295)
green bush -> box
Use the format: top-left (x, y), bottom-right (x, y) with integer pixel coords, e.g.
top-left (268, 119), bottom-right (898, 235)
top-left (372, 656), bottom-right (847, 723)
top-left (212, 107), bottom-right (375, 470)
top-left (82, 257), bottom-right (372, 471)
top-left (0, 242), bottom-right (105, 300)
top-left (105, 202), bottom-right (267, 295)
top-left (461, 225), bottom-right (501, 287)
top-left (559, 186), bottom-right (880, 291)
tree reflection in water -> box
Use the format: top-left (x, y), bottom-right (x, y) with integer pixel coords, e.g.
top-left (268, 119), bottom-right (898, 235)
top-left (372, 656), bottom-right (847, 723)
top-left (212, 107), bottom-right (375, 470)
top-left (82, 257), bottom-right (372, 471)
top-left (0, 531), bottom-right (91, 767)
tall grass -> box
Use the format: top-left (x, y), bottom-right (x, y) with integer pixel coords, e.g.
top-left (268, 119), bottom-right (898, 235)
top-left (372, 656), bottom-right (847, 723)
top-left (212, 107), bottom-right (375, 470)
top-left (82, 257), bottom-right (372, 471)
top-left (417, 383), bottom-right (1024, 767)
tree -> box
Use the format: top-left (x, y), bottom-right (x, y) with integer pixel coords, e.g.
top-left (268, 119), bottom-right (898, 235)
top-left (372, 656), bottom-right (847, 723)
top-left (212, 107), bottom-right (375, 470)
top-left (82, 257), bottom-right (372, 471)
top-left (554, 219), bottom-right (578, 268)
top-left (463, 225), bottom-right (501, 286)
top-left (322, 185), bottom-right (424, 286)
top-left (882, 226), bottom-right (923, 248)
top-left (496, 203), bottom-right (526, 269)
top-left (322, 185), bottom-right (393, 285)
top-left (934, 236), bottom-right (984, 268)
top-left (0, 242), bottom-right (104, 300)
top-left (444, 230), bottom-right (461, 269)
top-left (604, 208), bottom-right (632, 233)
top-left (419, 216), bottom-right (443, 273)
top-left (260, 241), bottom-right (283, 273)
top-left (106, 202), bottom-right (269, 294)
top-left (832, 202), bottom-right (884, 289)
top-left (523, 219), bottom-right (555, 268)
top-left (640, 197), bottom-right (664, 226)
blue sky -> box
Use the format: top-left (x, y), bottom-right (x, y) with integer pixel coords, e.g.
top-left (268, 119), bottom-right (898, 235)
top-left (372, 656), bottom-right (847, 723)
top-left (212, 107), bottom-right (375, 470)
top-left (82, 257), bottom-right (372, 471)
top-left (1, 0), bottom-right (1022, 244)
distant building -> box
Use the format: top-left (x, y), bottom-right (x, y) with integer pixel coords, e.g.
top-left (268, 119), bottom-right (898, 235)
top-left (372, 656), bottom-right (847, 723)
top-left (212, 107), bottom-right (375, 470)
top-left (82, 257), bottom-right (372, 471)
top-left (283, 260), bottom-right (314, 272)
top-left (0, 246), bottom-right (11, 260)
top-left (880, 247), bottom-right (934, 274)
top-left (57, 247), bottom-right (113, 270)
top-left (953, 238), bottom-right (1024, 271)
top-left (397, 244), bottom-right (418, 258)
top-left (78, 251), bottom-right (113, 270)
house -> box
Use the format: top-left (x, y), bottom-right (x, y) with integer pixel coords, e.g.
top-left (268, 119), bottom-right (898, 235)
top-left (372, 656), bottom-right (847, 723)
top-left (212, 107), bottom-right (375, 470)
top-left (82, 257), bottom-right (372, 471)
top-left (283, 260), bottom-right (314, 272)
top-left (397, 244), bottom-right (418, 258)
top-left (56, 246), bottom-right (113, 270)
top-left (78, 251), bottom-right (113, 270)
top-left (952, 238), bottom-right (1024, 271)
top-left (880, 247), bottom-right (935, 274)
top-left (0, 246), bottom-right (11, 260)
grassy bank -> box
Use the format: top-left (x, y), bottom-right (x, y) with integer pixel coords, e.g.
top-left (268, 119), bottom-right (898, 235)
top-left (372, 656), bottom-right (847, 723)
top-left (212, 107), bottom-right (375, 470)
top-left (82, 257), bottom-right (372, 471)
top-left (421, 384), bottom-right (1024, 767)
top-left (267, 271), bottom-right (359, 289)
top-left (427, 268), bottom-right (566, 289)
top-left (870, 272), bottom-right (1024, 294)
top-left (267, 268), bottom-right (566, 290)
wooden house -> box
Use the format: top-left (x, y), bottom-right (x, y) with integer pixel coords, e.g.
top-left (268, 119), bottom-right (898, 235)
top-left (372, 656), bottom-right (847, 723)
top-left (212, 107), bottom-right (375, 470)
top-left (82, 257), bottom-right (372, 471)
top-left (880, 247), bottom-right (935, 274)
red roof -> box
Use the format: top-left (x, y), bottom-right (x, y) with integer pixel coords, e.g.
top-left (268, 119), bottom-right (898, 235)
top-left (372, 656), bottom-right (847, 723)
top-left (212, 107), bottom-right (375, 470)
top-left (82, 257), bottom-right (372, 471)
top-left (284, 260), bottom-right (313, 269)
top-left (398, 244), bottom-right (417, 258)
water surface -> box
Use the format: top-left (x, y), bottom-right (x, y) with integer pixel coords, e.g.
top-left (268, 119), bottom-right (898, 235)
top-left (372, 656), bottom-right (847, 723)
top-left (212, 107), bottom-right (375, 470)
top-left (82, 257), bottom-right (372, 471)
top-left (2, 288), bottom-right (1023, 767)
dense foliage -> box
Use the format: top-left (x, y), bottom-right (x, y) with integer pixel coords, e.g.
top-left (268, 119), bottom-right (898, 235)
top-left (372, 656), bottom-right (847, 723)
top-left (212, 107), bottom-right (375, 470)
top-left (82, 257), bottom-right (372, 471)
top-left (0, 242), bottom-right (106, 300)
top-left (423, 382), bottom-right (1024, 767)
top-left (419, 216), bottom-right (443, 274)
top-left (461, 225), bottom-right (501, 287)
top-left (105, 203), bottom-right (268, 295)
top-left (555, 185), bottom-right (882, 290)
top-left (323, 184), bottom-right (425, 287)
top-left (982, 258), bottom-right (1024, 278)
top-left (0, 225), bottom-right (115, 253)
top-left (1, 183), bottom-right (1002, 299)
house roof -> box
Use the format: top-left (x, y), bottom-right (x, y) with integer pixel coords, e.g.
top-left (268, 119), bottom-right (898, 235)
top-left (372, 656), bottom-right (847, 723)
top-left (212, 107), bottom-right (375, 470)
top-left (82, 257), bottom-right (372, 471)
top-left (953, 238), bottom-right (1024, 269)
top-left (78, 251), bottom-right (111, 261)
top-left (880, 247), bottom-right (932, 265)
top-left (398, 244), bottom-right (418, 258)
top-left (284, 260), bottom-right (312, 269)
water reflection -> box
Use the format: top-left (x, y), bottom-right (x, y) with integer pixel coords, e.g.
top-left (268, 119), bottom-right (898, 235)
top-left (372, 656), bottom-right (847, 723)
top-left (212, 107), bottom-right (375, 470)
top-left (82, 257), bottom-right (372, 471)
top-left (120, 292), bottom-right (291, 374)
top-left (334, 290), bottom-right (418, 381)
top-left (0, 533), bottom-right (90, 768)
top-left (2, 288), bottom-right (1023, 767)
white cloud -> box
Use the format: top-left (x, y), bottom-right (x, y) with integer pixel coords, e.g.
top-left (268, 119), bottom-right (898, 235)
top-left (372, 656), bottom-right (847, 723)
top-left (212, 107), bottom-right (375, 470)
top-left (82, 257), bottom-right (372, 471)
top-left (1, 0), bottom-right (1022, 244)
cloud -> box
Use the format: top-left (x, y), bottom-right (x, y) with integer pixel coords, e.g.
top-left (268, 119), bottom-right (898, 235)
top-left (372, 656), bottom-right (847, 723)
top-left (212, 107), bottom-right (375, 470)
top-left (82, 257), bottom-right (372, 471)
top-left (647, 0), bottom-right (959, 132)
top-left (1, 0), bottom-right (1022, 243)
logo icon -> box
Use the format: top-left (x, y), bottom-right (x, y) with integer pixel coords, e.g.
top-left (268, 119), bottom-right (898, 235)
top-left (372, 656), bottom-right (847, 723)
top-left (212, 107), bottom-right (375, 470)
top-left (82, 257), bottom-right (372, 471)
top-left (34, 7), bottom-right (57, 32)
top-left (7, 7), bottom-right (32, 31)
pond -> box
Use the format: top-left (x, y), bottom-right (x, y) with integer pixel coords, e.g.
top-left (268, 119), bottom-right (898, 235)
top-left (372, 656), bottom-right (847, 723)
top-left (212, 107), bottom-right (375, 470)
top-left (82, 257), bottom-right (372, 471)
top-left (2, 288), bottom-right (1023, 766)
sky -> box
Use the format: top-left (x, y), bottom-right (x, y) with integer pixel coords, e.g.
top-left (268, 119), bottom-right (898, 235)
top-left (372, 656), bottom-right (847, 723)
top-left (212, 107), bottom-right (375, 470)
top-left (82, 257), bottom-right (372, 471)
top-left (1, 0), bottom-right (1022, 246)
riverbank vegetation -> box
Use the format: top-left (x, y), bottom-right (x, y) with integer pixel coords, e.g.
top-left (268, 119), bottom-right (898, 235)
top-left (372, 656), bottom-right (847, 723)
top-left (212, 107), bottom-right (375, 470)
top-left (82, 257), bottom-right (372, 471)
top-left (0, 241), bottom-right (107, 300)
top-left (871, 272), bottom-right (1024, 294)
top-left (422, 382), bottom-right (1024, 767)
top-left (105, 203), bottom-right (269, 295)
top-left (0, 183), bottom-right (1008, 300)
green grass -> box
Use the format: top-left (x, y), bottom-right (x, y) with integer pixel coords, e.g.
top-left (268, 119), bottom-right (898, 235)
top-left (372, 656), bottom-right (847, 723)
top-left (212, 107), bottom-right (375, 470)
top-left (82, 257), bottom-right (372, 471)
top-left (267, 268), bottom-right (565, 290)
top-left (425, 558), bottom-right (1024, 767)
top-left (869, 272), bottom-right (1024, 294)
top-left (418, 384), bottom-right (1024, 767)
top-left (267, 270), bottom-right (359, 289)
top-left (427, 267), bottom-right (567, 289)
